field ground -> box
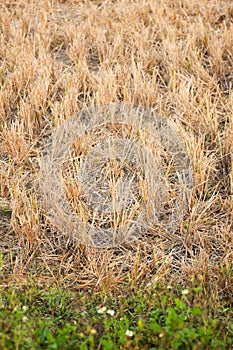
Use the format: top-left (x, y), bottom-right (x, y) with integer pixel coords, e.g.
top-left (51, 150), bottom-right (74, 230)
top-left (0, 0), bottom-right (233, 348)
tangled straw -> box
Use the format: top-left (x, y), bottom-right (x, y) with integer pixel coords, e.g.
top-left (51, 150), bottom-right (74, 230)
top-left (40, 103), bottom-right (193, 248)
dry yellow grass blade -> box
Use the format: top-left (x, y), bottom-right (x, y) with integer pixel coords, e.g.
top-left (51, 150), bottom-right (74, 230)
top-left (0, 198), bottom-right (11, 212)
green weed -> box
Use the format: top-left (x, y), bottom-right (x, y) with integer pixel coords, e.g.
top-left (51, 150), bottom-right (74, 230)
top-left (0, 284), bottom-right (232, 349)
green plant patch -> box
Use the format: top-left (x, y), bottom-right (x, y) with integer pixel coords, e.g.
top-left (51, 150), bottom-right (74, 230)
top-left (0, 284), bottom-right (232, 349)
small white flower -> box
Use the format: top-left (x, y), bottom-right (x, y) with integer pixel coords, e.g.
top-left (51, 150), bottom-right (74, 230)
top-left (97, 306), bottom-right (107, 314)
top-left (106, 309), bottom-right (115, 316)
top-left (22, 316), bottom-right (27, 323)
top-left (125, 330), bottom-right (134, 337)
top-left (167, 285), bottom-right (172, 290)
top-left (181, 289), bottom-right (189, 295)
top-left (22, 305), bottom-right (28, 311)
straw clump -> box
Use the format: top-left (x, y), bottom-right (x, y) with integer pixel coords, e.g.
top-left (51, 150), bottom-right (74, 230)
top-left (40, 103), bottom-right (193, 247)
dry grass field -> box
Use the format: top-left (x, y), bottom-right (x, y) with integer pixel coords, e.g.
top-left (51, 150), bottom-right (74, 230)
top-left (0, 0), bottom-right (233, 307)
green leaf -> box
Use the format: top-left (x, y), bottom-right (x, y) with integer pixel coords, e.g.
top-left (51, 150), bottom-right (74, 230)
top-left (150, 320), bottom-right (163, 333)
top-left (174, 298), bottom-right (186, 309)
